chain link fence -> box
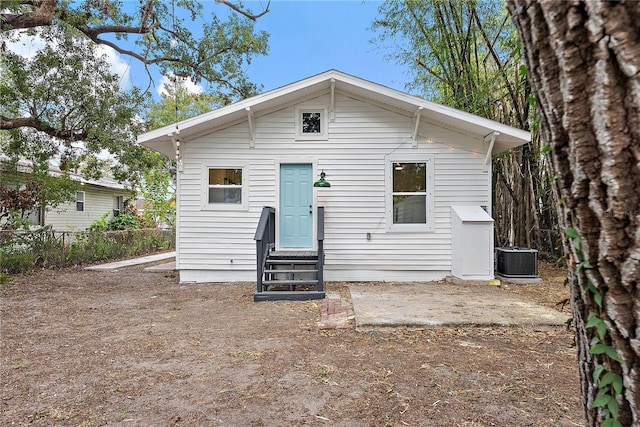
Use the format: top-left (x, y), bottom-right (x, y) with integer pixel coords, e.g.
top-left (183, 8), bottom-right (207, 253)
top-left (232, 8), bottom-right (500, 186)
top-left (0, 227), bottom-right (175, 274)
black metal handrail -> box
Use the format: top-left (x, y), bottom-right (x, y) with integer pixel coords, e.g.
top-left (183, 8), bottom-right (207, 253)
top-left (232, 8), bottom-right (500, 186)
top-left (316, 206), bottom-right (325, 293)
top-left (254, 206), bottom-right (275, 293)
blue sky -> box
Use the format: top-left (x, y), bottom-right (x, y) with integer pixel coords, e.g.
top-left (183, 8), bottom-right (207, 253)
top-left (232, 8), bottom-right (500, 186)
top-left (142, 0), bottom-right (412, 98)
top-left (244, 0), bottom-right (410, 93)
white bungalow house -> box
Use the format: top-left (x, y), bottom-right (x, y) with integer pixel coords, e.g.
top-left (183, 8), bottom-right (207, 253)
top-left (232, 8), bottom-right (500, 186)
top-left (138, 70), bottom-right (530, 300)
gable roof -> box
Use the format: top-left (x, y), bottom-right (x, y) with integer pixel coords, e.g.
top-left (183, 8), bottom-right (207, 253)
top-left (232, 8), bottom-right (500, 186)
top-left (138, 69), bottom-right (530, 157)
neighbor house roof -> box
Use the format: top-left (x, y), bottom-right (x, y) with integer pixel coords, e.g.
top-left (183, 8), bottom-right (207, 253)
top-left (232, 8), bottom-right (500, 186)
top-left (138, 69), bottom-right (530, 157)
top-left (0, 156), bottom-right (127, 191)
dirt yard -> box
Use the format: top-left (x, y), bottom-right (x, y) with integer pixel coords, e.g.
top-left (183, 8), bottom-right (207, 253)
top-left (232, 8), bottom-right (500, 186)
top-left (1, 261), bottom-right (583, 426)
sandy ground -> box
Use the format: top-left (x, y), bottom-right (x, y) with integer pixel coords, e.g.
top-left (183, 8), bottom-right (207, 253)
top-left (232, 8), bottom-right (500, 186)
top-left (1, 261), bottom-right (583, 426)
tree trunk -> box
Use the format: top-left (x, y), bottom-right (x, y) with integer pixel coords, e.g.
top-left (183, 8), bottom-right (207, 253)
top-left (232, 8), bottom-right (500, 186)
top-left (507, 1), bottom-right (640, 425)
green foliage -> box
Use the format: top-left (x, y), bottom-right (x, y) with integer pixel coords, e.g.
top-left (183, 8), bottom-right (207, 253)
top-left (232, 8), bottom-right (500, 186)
top-left (139, 162), bottom-right (176, 228)
top-left (88, 212), bottom-right (111, 232)
top-left (89, 211), bottom-right (143, 231)
top-left (140, 75), bottom-right (225, 229)
top-left (1, 228), bottom-right (175, 274)
top-left (105, 214), bottom-right (139, 231)
top-left (145, 77), bottom-right (224, 130)
top-left (371, 0), bottom-right (528, 129)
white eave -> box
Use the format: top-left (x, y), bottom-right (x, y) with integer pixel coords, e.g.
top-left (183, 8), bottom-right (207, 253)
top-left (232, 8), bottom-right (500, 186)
top-left (138, 69), bottom-right (530, 157)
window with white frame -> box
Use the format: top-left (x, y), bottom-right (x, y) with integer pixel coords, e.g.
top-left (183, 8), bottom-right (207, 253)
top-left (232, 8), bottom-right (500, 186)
top-left (75, 191), bottom-right (85, 212)
top-left (386, 156), bottom-right (434, 231)
top-left (206, 167), bottom-right (244, 206)
top-left (295, 107), bottom-right (328, 140)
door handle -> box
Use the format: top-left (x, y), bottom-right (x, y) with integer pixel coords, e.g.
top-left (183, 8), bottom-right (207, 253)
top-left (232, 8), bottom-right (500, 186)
top-left (309, 205), bottom-right (313, 214)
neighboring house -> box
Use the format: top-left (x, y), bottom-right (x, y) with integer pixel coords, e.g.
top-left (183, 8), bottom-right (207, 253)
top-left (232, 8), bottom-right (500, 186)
top-left (0, 157), bottom-right (131, 231)
top-left (138, 70), bottom-right (530, 299)
top-left (43, 172), bottom-right (131, 231)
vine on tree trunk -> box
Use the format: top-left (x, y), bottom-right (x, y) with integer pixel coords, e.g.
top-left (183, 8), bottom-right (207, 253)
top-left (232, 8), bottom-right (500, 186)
top-left (565, 226), bottom-right (623, 427)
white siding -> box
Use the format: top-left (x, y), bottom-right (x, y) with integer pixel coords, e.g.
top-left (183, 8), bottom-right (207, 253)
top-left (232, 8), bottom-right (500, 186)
top-left (177, 91), bottom-right (491, 282)
top-left (45, 186), bottom-right (128, 231)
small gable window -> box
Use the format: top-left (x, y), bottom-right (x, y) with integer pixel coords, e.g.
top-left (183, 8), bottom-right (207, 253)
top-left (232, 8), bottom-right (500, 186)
top-left (295, 107), bottom-right (328, 140)
top-left (302, 112), bottom-right (322, 134)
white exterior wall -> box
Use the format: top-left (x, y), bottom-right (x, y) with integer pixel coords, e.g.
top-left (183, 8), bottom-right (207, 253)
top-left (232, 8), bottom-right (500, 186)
top-left (178, 91), bottom-right (491, 283)
top-left (45, 186), bottom-right (127, 231)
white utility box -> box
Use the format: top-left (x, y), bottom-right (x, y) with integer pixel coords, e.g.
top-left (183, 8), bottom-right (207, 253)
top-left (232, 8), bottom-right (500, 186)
top-left (451, 206), bottom-right (494, 280)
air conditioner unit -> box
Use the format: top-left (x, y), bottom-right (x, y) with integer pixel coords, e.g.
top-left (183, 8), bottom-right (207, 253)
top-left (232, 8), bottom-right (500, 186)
top-left (496, 247), bottom-right (538, 278)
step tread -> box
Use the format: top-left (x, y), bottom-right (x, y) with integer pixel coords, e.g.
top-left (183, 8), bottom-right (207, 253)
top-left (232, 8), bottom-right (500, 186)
top-left (266, 259), bottom-right (319, 265)
top-left (254, 291), bottom-right (325, 302)
top-left (263, 279), bottom-right (319, 286)
top-left (264, 269), bottom-right (318, 274)
top-left (270, 251), bottom-right (318, 257)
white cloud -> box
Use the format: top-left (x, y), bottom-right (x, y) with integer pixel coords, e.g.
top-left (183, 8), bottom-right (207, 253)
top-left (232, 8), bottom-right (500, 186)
top-left (157, 74), bottom-right (203, 98)
top-left (3, 32), bottom-right (47, 59)
top-left (96, 44), bottom-right (132, 89)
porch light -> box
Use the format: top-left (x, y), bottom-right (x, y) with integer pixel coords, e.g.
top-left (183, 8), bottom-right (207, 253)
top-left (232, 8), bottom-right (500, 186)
top-left (313, 170), bottom-right (331, 188)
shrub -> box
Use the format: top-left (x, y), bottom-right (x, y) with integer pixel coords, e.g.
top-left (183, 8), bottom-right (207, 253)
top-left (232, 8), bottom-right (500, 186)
top-left (106, 214), bottom-right (139, 231)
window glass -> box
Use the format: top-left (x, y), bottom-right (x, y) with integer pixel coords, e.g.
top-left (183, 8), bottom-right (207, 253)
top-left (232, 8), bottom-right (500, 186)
top-left (209, 169), bottom-right (242, 186)
top-left (393, 163), bottom-right (426, 192)
top-left (208, 168), bottom-right (242, 204)
top-left (392, 162), bottom-right (427, 224)
top-left (302, 112), bottom-right (322, 134)
top-left (75, 191), bottom-right (85, 212)
top-left (393, 195), bottom-right (426, 224)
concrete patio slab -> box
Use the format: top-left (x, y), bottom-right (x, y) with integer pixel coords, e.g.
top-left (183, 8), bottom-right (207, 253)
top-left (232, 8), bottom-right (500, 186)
top-left (349, 281), bottom-right (570, 330)
top-left (84, 251), bottom-right (175, 271)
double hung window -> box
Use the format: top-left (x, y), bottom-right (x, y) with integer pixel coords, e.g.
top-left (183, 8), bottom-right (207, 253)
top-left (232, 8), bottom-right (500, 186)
top-left (205, 166), bottom-right (247, 209)
top-left (386, 156), bottom-right (434, 231)
top-left (75, 191), bottom-right (85, 212)
top-left (392, 162), bottom-right (427, 224)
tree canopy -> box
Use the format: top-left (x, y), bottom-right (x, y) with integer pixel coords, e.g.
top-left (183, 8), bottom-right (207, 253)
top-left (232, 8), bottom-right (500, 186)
top-left (0, 0), bottom-right (269, 217)
top-left (1, 0), bottom-right (270, 100)
top-left (0, 0), bottom-right (268, 166)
